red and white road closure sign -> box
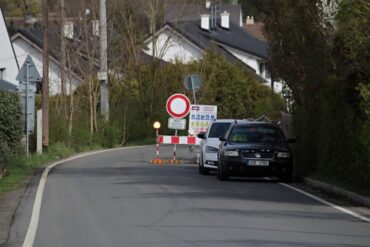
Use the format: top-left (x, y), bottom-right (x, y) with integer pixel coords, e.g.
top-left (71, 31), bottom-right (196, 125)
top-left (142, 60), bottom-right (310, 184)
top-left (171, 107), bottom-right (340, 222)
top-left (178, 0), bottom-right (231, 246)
top-left (158, 135), bottom-right (200, 145)
top-left (166, 94), bottom-right (191, 119)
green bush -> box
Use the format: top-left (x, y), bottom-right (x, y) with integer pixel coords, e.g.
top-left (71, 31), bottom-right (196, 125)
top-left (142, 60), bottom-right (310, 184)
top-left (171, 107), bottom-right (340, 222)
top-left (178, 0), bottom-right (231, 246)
top-left (0, 142), bottom-right (13, 172)
top-left (293, 85), bottom-right (370, 194)
top-left (0, 91), bottom-right (22, 170)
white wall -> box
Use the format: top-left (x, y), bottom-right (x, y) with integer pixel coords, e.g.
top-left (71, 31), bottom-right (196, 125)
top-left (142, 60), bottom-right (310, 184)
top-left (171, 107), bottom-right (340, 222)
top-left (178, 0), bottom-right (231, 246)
top-left (0, 9), bottom-right (19, 85)
top-left (145, 27), bottom-right (203, 64)
top-left (221, 45), bottom-right (283, 93)
top-left (222, 45), bottom-right (260, 74)
top-left (12, 36), bottom-right (80, 95)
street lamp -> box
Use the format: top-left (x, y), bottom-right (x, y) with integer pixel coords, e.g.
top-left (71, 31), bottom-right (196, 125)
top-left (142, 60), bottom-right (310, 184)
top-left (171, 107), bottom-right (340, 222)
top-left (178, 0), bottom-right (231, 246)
top-left (153, 121), bottom-right (161, 159)
top-left (153, 121), bottom-right (161, 130)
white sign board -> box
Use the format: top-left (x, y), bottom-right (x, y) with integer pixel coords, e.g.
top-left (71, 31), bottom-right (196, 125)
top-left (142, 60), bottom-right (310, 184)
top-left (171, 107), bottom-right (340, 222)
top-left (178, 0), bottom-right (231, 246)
top-left (189, 105), bottom-right (217, 135)
top-left (98, 71), bottom-right (108, 81)
top-left (168, 118), bottom-right (186, 130)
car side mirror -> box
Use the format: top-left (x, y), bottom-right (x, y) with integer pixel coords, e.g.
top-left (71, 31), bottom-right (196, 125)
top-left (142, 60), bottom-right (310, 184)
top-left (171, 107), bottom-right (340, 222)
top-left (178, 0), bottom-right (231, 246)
top-left (197, 133), bottom-right (206, 139)
top-left (219, 136), bottom-right (226, 142)
top-left (287, 138), bottom-right (296, 144)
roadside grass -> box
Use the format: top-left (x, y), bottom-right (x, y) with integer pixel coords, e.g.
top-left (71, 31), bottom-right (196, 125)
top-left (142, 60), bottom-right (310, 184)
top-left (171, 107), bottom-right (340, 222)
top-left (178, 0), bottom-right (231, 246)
top-left (0, 139), bottom-right (155, 197)
top-left (0, 143), bottom-right (75, 196)
top-left (310, 173), bottom-right (370, 198)
top-left (125, 137), bottom-right (156, 147)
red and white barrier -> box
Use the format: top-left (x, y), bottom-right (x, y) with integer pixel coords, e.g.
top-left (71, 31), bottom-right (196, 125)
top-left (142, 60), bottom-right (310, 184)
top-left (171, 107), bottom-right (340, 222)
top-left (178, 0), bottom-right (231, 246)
top-left (158, 135), bottom-right (200, 145)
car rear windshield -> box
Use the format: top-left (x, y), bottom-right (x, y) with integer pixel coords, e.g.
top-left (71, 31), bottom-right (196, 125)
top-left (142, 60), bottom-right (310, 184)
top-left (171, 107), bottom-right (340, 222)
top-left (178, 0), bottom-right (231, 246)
top-left (229, 125), bottom-right (284, 144)
top-left (208, 122), bottom-right (232, 138)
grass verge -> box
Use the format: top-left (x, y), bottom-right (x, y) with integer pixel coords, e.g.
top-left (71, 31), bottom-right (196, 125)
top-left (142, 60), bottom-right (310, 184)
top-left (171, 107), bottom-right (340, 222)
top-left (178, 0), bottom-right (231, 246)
top-left (0, 143), bottom-right (76, 197)
top-left (310, 173), bottom-right (370, 198)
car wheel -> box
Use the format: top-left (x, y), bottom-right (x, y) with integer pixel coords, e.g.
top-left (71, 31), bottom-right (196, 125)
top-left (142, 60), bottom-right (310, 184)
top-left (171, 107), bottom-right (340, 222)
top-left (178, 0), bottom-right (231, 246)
top-left (198, 154), bottom-right (209, 175)
top-left (217, 160), bottom-right (229, 181)
top-left (278, 169), bottom-right (293, 183)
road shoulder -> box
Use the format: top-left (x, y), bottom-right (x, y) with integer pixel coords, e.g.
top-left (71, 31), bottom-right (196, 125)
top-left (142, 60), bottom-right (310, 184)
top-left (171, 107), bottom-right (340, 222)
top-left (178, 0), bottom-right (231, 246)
top-left (291, 178), bottom-right (370, 220)
top-left (303, 177), bottom-right (370, 208)
top-left (0, 171), bottom-right (38, 247)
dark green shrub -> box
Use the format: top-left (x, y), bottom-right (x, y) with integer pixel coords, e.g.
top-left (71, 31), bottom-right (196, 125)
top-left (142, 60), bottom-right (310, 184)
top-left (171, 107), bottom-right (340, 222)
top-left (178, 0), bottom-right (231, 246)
top-left (0, 141), bottom-right (12, 171)
top-left (0, 91), bottom-right (22, 164)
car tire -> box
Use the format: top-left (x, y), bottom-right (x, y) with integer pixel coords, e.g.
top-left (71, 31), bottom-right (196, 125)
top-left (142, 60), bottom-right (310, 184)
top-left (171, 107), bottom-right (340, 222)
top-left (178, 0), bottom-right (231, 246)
top-left (278, 169), bottom-right (293, 183)
top-left (217, 161), bottom-right (229, 181)
top-left (198, 154), bottom-right (209, 175)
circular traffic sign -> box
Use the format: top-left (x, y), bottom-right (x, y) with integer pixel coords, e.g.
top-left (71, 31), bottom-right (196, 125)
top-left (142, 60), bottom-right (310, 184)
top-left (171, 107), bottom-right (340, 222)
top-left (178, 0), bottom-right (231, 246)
top-left (166, 94), bottom-right (191, 119)
top-left (183, 74), bottom-right (202, 92)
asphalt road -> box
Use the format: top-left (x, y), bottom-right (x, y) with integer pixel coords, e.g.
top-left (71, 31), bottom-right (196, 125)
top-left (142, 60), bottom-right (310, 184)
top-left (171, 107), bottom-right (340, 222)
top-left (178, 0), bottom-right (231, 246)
top-left (6, 145), bottom-right (370, 247)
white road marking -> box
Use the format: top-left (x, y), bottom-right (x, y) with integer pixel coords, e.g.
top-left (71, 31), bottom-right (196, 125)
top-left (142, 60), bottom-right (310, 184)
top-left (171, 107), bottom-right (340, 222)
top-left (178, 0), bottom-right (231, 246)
top-left (22, 145), bottom-right (151, 247)
top-left (280, 183), bottom-right (370, 223)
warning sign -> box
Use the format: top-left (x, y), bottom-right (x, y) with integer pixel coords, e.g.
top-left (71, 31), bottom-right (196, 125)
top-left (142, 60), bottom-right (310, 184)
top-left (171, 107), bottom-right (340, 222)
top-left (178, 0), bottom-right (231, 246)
top-left (189, 105), bottom-right (217, 136)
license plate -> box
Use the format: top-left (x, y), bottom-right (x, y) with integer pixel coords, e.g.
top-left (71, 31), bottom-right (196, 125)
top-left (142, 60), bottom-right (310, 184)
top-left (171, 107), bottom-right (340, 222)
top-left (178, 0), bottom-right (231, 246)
top-left (248, 160), bottom-right (269, 166)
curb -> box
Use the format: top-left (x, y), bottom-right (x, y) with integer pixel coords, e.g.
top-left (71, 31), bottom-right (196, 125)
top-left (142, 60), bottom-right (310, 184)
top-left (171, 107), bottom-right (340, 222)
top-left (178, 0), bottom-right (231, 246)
top-left (303, 177), bottom-right (370, 208)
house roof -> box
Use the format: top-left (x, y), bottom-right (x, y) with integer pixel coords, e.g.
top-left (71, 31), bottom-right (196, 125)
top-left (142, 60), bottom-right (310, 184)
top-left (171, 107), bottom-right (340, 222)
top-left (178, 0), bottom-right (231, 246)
top-left (165, 3), bottom-right (242, 27)
top-left (14, 28), bottom-right (166, 79)
top-left (168, 19), bottom-right (269, 60)
top-left (145, 22), bottom-right (262, 75)
top-left (0, 79), bottom-right (17, 91)
top-left (13, 28), bottom-right (99, 80)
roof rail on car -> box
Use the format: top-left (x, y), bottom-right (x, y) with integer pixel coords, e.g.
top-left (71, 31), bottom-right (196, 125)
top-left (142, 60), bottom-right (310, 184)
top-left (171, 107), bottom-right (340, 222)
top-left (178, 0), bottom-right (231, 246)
top-left (245, 118), bottom-right (255, 121)
top-left (256, 115), bottom-right (271, 122)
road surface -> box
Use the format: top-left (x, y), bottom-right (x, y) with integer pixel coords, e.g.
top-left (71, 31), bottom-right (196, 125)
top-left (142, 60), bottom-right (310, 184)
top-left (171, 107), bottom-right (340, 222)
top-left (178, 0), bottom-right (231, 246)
top-left (6, 145), bottom-right (370, 247)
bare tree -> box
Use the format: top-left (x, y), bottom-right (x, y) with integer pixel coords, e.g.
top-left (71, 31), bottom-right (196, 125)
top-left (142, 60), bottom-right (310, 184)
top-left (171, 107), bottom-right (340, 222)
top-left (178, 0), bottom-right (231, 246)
top-left (108, 0), bottom-right (193, 127)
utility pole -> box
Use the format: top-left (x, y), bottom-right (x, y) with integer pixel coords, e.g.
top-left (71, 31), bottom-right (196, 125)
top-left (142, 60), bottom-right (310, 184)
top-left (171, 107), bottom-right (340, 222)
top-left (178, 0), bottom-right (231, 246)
top-left (42, 0), bottom-right (49, 148)
top-left (60, 0), bottom-right (66, 96)
top-left (99, 0), bottom-right (109, 122)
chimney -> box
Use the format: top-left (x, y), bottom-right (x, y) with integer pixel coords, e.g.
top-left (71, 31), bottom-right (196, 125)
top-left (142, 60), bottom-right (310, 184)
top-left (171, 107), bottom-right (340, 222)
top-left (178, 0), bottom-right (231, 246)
top-left (92, 20), bottom-right (99, 36)
top-left (205, 0), bottom-right (211, 9)
top-left (64, 21), bottom-right (74, 39)
top-left (200, 14), bottom-right (210, 31)
top-left (246, 16), bottom-right (254, 25)
top-left (220, 11), bottom-right (230, 29)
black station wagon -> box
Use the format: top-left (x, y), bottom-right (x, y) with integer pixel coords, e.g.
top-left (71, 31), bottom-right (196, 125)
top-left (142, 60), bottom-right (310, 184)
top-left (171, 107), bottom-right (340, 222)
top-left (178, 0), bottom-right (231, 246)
top-left (217, 121), bottom-right (295, 182)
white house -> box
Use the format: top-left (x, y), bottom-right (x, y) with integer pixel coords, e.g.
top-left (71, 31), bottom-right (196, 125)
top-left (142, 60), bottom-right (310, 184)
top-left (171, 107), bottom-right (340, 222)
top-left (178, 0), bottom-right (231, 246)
top-left (144, 3), bottom-right (283, 93)
top-left (0, 8), bottom-right (19, 91)
top-left (11, 28), bottom-right (84, 95)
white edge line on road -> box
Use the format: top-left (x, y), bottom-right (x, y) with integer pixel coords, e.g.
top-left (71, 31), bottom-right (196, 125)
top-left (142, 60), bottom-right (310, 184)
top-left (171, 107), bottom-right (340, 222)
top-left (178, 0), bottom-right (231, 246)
top-left (279, 183), bottom-right (370, 223)
top-left (22, 145), bottom-right (152, 247)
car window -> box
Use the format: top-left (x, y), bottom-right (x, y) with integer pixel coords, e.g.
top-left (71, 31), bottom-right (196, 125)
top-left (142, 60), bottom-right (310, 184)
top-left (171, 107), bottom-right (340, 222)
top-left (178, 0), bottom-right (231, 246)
top-left (229, 125), bottom-right (284, 144)
top-left (208, 123), bottom-right (232, 138)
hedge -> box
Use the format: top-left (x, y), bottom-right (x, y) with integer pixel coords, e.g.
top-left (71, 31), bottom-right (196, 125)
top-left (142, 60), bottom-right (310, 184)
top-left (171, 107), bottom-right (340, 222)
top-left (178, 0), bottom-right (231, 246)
top-left (0, 91), bottom-right (22, 170)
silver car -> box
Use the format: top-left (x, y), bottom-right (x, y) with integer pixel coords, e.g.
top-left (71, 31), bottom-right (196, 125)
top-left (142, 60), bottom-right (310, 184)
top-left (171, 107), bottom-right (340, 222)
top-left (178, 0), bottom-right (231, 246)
top-left (197, 119), bottom-right (234, 175)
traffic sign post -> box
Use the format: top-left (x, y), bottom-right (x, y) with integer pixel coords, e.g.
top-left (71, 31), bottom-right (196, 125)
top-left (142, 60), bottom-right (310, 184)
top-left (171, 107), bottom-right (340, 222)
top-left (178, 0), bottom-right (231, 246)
top-left (166, 94), bottom-right (191, 161)
top-left (26, 62), bottom-right (29, 156)
top-left (17, 55), bottom-right (42, 156)
top-left (184, 74), bottom-right (202, 104)
top-left (153, 121), bottom-right (161, 160)
top-left (173, 129), bottom-right (177, 161)
top-left (166, 94), bottom-right (191, 119)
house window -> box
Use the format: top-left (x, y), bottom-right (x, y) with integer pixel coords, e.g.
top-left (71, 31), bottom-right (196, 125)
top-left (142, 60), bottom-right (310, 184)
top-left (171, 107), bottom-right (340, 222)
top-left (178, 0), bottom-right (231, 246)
top-left (0, 68), bottom-right (5, 80)
top-left (259, 63), bottom-right (264, 77)
top-left (0, 68), bottom-right (6, 80)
